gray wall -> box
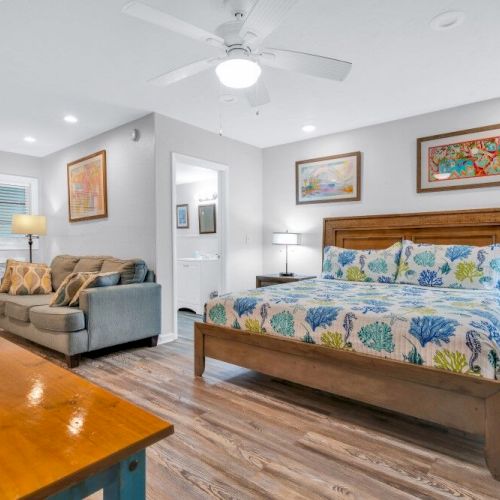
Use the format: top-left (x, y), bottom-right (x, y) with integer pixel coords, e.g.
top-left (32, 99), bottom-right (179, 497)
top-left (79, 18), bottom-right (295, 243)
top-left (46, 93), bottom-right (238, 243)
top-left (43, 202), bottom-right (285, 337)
top-left (155, 113), bottom-right (263, 337)
top-left (0, 151), bottom-right (43, 263)
top-left (41, 114), bottom-right (156, 268)
top-left (263, 98), bottom-right (500, 277)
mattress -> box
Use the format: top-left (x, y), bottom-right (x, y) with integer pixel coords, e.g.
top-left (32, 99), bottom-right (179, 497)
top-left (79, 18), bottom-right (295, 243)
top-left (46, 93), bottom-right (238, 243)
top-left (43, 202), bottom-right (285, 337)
top-left (205, 279), bottom-right (500, 380)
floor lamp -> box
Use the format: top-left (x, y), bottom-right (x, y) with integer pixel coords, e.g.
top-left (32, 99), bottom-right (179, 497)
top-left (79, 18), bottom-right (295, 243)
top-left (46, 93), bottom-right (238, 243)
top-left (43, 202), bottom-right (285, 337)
top-left (12, 214), bottom-right (47, 263)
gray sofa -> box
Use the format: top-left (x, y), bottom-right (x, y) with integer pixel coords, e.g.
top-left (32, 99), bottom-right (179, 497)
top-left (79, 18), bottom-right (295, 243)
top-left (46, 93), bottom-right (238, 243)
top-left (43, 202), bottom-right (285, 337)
top-left (0, 255), bottom-right (161, 367)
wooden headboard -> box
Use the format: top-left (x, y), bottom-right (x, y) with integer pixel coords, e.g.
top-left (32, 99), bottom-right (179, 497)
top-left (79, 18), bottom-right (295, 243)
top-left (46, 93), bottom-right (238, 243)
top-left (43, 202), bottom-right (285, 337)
top-left (323, 208), bottom-right (500, 249)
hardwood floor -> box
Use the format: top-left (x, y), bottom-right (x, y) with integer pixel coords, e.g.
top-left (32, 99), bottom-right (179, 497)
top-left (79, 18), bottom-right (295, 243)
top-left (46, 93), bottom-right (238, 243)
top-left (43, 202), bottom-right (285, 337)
top-left (2, 312), bottom-right (499, 499)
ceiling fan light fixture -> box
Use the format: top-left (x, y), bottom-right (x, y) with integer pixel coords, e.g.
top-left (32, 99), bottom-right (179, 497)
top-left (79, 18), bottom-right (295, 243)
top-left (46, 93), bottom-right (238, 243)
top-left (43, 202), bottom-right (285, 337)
top-left (216, 58), bottom-right (261, 89)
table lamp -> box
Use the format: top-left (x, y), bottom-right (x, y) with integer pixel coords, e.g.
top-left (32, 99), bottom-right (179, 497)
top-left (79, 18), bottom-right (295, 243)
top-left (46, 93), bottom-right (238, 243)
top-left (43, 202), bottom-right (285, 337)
top-left (12, 214), bottom-right (47, 263)
top-left (272, 231), bottom-right (301, 276)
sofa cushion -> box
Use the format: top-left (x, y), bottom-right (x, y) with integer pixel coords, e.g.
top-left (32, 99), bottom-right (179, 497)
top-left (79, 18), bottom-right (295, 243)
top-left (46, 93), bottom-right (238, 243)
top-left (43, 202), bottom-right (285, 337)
top-left (50, 255), bottom-right (80, 290)
top-left (4, 294), bottom-right (53, 322)
top-left (101, 258), bottom-right (148, 284)
top-left (30, 305), bottom-right (85, 332)
top-left (73, 257), bottom-right (105, 273)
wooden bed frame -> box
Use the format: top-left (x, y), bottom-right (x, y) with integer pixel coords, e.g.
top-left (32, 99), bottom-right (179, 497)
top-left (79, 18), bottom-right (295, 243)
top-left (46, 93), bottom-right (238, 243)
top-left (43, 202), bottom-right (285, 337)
top-left (194, 208), bottom-right (500, 479)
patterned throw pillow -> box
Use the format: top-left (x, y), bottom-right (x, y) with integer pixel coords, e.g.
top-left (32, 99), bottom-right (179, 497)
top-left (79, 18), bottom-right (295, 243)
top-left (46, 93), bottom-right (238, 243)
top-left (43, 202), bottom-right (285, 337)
top-left (396, 241), bottom-right (500, 290)
top-left (8, 263), bottom-right (52, 295)
top-left (68, 271), bottom-right (120, 307)
top-left (0, 259), bottom-right (47, 293)
top-left (50, 271), bottom-right (120, 307)
top-left (322, 242), bottom-right (402, 283)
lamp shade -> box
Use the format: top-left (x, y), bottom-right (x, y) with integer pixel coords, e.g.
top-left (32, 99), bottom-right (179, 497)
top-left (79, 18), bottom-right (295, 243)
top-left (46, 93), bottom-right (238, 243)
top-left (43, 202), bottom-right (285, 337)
top-left (272, 232), bottom-right (301, 245)
top-left (12, 214), bottom-right (46, 235)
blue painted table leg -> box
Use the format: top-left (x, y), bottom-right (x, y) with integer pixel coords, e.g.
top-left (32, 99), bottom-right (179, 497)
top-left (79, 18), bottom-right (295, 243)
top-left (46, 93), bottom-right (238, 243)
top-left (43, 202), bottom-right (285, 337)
top-left (104, 450), bottom-right (146, 500)
top-left (48, 450), bottom-right (146, 500)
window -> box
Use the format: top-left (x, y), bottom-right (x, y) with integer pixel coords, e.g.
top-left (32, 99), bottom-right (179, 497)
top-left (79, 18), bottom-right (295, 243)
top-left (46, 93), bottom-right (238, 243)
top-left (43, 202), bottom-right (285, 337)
top-left (0, 174), bottom-right (39, 250)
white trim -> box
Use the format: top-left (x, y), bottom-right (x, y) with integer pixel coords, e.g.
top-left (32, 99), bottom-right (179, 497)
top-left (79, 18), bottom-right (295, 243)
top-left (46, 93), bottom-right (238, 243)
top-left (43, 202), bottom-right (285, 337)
top-left (158, 332), bottom-right (177, 344)
top-left (0, 174), bottom-right (40, 251)
top-left (171, 153), bottom-right (229, 338)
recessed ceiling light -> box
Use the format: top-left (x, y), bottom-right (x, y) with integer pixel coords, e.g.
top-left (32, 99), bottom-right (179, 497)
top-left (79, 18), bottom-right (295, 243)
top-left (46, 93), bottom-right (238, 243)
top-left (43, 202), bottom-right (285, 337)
top-left (220, 94), bottom-right (237, 104)
top-left (24, 136), bottom-right (36, 143)
top-left (430, 11), bottom-right (465, 31)
top-left (302, 125), bottom-right (316, 133)
top-left (64, 115), bottom-right (78, 123)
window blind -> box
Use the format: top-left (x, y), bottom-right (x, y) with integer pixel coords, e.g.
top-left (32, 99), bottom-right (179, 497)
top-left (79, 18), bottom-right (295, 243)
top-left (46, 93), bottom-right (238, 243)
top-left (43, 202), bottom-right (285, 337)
top-left (0, 183), bottom-right (31, 237)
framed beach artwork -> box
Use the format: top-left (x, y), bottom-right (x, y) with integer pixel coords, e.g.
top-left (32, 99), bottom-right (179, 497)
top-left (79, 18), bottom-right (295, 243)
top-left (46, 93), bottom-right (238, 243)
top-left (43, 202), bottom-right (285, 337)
top-left (417, 124), bottom-right (500, 193)
top-left (176, 204), bottom-right (189, 229)
top-left (67, 150), bottom-right (108, 222)
top-left (296, 151), bottom-right (361, 204)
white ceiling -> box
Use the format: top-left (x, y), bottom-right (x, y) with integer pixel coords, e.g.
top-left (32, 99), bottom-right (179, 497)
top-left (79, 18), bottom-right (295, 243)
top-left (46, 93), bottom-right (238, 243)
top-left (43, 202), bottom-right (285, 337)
top-left (1, 0), bottom-right (500, 157)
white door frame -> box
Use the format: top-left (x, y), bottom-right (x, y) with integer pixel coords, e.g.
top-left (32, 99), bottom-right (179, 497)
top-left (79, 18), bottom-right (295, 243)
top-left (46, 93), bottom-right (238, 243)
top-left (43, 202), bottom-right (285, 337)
top-left (171, 152), bottom-right (229, 337)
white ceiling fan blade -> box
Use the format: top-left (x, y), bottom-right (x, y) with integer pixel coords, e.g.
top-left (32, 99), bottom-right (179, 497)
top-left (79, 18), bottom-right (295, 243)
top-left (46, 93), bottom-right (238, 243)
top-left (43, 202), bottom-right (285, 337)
top-left (260, 48), bottom-right (352, 81)
top-left (239, 0), bottom-right (298, 47)
top-left (149, 58), bottom-right (221, 86)
top-left (122, 1), bottom-right (225, 48)
top-left (245, 79), bottom-right (270, 107)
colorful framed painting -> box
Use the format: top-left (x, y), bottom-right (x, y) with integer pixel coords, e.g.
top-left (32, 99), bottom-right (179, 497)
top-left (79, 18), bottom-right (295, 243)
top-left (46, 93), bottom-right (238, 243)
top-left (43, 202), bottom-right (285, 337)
top-left (176, 204), bottom-right (189, 229)
top-left (67, 150), bottom-right (108, 222)
top-left (417, 124), bottom-right (500, 193)
top-left (296, 152), bottom-right (361, 205)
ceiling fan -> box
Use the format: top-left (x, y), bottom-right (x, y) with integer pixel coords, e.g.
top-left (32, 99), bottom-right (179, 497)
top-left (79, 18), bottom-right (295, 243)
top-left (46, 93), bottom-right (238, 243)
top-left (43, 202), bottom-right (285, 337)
top-left (122, 0), bottom-right (352, 107)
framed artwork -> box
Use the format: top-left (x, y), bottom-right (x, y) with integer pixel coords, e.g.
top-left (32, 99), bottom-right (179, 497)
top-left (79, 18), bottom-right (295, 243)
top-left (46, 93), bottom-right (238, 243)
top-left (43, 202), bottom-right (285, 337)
top-left (67, 150), bottom-right (108, 222)
top-left (417, 124), bottom-right (500, 193)
top-left (176, 204), bottom-right (189, 228)
top-left (295, 152), bottom-right (361, 205)
top-left (198, 204), bottom-right (216, 234)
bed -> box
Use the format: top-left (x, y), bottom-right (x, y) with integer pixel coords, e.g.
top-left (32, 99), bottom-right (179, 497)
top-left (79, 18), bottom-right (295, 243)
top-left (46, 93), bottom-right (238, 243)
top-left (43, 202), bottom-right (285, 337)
top-left (194, 208), bottom-right (500, 480)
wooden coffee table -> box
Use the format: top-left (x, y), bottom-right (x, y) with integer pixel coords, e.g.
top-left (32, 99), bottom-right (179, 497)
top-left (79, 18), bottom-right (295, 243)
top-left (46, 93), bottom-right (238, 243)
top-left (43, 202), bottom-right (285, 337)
top-left (0, 337), bottom-right (173, 499)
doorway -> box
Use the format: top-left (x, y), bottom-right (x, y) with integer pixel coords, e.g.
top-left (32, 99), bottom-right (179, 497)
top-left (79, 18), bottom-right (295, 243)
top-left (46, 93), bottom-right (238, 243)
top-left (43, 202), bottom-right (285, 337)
top-left (171, 153), bottom-right (228, 338)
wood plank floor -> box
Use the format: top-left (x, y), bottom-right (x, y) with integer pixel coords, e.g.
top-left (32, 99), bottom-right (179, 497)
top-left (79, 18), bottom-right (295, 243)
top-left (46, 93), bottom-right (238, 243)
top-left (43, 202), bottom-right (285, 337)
top-left (2, 312), bottom-right (499, 499)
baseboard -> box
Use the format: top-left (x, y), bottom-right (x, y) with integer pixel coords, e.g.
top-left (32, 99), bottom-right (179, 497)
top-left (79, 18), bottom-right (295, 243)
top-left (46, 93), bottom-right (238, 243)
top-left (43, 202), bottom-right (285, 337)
top-left (158, 332), bottom-right (177, 344)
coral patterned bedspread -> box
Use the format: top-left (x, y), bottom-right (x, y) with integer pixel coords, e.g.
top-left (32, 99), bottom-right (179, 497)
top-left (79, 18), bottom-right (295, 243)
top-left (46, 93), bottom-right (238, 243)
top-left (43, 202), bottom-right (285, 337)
top-left (204, 279), bottom-right (500, 380)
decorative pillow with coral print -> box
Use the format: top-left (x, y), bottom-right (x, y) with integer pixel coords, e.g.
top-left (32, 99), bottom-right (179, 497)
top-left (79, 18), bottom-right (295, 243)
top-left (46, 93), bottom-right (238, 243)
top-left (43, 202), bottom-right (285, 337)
top-left (396, 240), bottom-right (500, 290)
top-left (322, 242), bottom-right (402, 283)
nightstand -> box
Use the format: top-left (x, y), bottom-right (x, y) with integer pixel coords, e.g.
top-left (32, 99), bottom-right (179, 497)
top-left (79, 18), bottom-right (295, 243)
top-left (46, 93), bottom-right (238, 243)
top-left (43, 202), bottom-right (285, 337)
top-left (256, 273), bottom-right (316, 288)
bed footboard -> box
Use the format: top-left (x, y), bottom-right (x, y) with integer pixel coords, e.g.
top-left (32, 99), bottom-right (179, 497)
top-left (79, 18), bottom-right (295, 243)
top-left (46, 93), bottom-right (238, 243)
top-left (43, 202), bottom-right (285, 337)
top-left (194, 321), bottom-right (500, 480)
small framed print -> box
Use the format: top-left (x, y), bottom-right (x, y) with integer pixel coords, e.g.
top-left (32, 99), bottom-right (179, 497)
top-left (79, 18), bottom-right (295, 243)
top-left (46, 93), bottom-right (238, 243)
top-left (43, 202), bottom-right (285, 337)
top-left (296, 152), bottom-right (361, 205)
top-left (417, 124), bottom-right (500, 193)
top-left (176, 204), bottom-right (189, 229)
top-left (198, 204), bottom-right (216, 234)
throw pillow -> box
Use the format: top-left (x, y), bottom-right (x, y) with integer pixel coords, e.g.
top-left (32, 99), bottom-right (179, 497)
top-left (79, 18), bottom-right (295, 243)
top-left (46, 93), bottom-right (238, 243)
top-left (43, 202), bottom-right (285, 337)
top-left (101, 258), bottom-right (147, 284)
top-left (68, 271), bottom-right (120, 307)
top-left (50, 272), bottom-right (98, 307)
top-left (8, 263), bottom-right (52, 295)
top-left (396, 241), bottom-right (500, 290)
top-left (322, 242), bottom-right (402, 283)
top-left (0, 259), bottom-right (24, 293)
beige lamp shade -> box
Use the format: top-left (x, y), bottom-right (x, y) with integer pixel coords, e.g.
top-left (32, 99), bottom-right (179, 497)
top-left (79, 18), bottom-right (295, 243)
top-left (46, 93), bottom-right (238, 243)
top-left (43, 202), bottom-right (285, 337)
top-left (272, 232), bottom-right (301, 245)
top-left (12, 214), bottom-right (47, 236)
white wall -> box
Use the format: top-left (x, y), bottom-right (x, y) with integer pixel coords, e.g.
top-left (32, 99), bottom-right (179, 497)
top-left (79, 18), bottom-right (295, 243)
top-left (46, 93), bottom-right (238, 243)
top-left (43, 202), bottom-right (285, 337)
top-left (155, 113), bottom-right (263, 337)
top-left (41, 114), bottom-right (156, 268)
top-left (176, 178), bottom-right (219, 258)
top-left (263, 98), bottom-right (500, 277)
top-left (0, 151), bottom-right (43, 263)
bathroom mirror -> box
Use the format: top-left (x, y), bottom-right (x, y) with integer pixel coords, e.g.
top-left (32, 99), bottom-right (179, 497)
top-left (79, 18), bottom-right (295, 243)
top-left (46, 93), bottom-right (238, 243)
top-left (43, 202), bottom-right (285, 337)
top-left (198, 204), bottom-right (216, 234)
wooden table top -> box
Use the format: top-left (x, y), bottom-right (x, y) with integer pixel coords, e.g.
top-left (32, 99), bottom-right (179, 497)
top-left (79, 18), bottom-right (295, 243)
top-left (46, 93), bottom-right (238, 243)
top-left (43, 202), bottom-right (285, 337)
top-left (0, 338), bottom-right (174, 499)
